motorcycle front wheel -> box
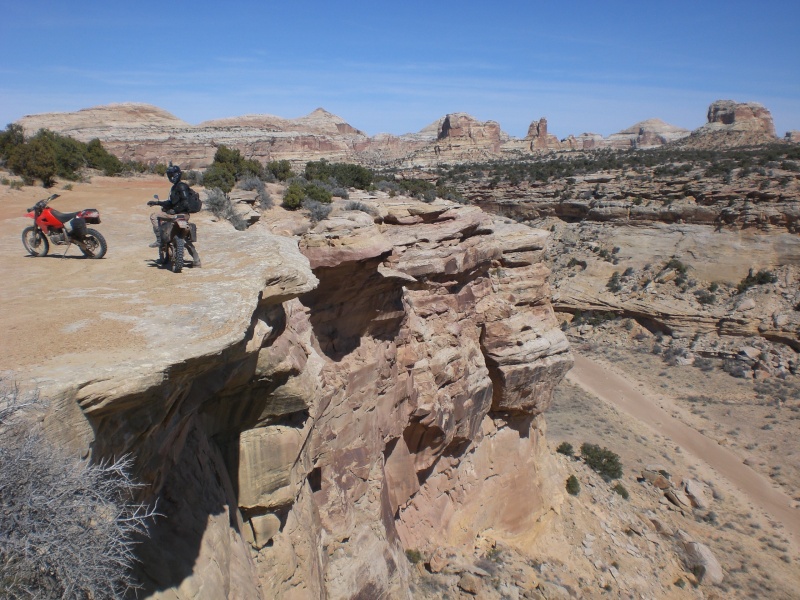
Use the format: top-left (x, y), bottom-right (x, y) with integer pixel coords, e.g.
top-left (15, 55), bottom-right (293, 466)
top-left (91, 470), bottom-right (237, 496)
top-left (171, 236), bottom-right (185, 273)
top-left (22, 227), bottom-right (49, 257)
top-left (78, 228), bottom-right (107, 259)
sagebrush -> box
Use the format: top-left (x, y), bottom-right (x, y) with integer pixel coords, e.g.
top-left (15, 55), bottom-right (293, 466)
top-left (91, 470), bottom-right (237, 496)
top-left (0, 381), bottom-right (156, 599)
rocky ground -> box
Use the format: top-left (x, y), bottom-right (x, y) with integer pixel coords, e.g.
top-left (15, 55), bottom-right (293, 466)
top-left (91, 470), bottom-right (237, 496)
top-left (2, 167), bottom-right (798, 599)
top-left (381, 143), bottom-right (800, 597)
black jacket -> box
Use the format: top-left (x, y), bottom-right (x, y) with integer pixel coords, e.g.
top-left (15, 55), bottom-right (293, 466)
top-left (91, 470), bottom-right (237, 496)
top-left (158, 182), bottom-right (191, 214)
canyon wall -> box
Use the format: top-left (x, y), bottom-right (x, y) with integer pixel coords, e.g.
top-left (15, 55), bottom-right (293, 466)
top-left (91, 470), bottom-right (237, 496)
top-left (32, 197), bottom-right (571, 598)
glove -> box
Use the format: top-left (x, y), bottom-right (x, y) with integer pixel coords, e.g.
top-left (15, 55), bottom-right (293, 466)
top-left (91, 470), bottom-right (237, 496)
top-left (166, 209), bottom-right (175, 215)
top-left (147, 201), bottom-right (157, 206)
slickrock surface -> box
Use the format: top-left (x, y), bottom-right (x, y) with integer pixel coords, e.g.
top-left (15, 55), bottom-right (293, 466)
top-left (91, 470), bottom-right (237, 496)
top-left (0, 177), bottom-right (572, 598)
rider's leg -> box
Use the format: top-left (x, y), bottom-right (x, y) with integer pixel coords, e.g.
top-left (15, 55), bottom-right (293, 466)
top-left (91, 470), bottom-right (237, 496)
top-left (149, 213), bottom-right (162, 247)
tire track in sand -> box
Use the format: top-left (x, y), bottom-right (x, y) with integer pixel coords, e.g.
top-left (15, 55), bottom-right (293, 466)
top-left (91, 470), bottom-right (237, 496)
top-left (567, 353), bottom-right (800, 544)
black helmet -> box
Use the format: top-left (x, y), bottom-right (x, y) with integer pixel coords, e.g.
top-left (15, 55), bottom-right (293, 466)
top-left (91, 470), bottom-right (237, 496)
top-left (166, 164), bottom-right (182, 184)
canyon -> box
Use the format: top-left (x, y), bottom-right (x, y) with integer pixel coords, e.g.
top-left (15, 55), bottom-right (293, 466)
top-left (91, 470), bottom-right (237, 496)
top-left (2, 98), bottom-right (800, 598)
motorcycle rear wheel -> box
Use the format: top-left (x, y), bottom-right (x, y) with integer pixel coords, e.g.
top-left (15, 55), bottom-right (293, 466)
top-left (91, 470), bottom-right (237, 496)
top-left (22, 227), bottom-right (49, 257)
top-left (78, 228), bottom-right (107, 259)
top-left (171, 237), bottom-right (185, 273)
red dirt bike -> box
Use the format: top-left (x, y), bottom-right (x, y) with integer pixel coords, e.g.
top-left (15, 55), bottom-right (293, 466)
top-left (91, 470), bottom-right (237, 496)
top-left (22, 194), bottom-right (107, 259)
top-left (148, 195), bottom-right (201, 273)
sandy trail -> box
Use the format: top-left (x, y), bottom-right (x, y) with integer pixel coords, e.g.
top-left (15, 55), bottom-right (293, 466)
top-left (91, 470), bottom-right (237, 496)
top-left (568, 353), bottom-right (800, 544)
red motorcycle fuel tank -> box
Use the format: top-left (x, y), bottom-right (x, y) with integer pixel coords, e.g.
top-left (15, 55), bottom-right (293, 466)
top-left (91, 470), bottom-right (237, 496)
top-left (34, 210), bottom-right (64, 232)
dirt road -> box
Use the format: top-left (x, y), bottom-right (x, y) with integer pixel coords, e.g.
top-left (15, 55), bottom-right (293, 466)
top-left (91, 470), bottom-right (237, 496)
top-left (567, 353), bottom-right (800, 544)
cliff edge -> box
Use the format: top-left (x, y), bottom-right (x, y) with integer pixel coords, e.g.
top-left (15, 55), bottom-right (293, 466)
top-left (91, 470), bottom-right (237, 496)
top-left (0, 177), bottom-right (572, 598)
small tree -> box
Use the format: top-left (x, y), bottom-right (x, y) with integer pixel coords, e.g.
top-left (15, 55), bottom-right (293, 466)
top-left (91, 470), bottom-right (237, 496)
top-left (6, 134), bottom-right (58, 186)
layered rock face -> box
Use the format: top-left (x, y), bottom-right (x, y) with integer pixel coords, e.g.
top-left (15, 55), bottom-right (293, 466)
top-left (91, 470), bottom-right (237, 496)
top-left (683, 100), bottom-right (779, 147)
top-left (19, 99), bottom-right (788, 171)
top-left (402, 113), bottom-right (510, 165)
top-left (25, 195), bottom-right (570, 598)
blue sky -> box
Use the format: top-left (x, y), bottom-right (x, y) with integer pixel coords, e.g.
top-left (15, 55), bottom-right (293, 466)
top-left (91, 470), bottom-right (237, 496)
top-left (1, 1), bottom-right (798, 138)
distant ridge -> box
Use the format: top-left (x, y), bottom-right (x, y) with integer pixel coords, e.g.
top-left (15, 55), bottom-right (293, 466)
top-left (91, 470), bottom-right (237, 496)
top-left (15, 99), bottom-right (789, 169)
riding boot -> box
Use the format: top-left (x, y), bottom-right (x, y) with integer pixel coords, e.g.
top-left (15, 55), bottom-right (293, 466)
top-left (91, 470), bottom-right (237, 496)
top-left (149, 232), bottom-right (161, 248)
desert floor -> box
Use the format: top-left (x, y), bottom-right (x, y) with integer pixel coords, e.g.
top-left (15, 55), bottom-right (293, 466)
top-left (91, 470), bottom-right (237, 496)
top-left (548, 338), bottom-right (800, 597)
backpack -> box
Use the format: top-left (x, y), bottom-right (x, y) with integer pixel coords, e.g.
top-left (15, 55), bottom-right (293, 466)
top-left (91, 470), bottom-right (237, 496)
top-left (186, 187), bottom-right (202, 213)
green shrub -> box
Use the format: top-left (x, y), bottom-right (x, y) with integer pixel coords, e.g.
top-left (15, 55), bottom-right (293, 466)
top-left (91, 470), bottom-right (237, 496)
top-left (405, 549), bottom-right (423, 564)
top-left (6, 134), bottom-right (58, 186)
top-left (556, 441), bottom-right (574, 457)
top-left (304, 183), bottom-right (332, 204)
top-left (86, 138), bottom-right (123, 175)
top-left (607, 272), bottom-right (622, 293)
top-left (665, 258), bottom-right (688, 274)
top-left (267, 160), bottom-right (294, 182)
top-left (612, 482), bottom-right (629, 499)
top-left (305, 160), bottom-right (373, 189)
top-left (566, 475), bottom-right (580, 495)
top-left (580, 443), bottom-right (623, 481)
top-left (694, 290), bottom-right (716, 305)
top-left (736, 269), bottom-right (778, 294)
top-left (282, 182), bottom-right (305, 210)
top-left (203, 163), bottom-right (236, 194)
top-left (0, 123), bottom-right (24, 159)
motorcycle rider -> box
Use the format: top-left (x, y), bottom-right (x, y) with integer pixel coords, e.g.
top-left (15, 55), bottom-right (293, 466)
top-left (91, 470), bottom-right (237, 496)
top-left (147, 164), bottom-right (192, 248)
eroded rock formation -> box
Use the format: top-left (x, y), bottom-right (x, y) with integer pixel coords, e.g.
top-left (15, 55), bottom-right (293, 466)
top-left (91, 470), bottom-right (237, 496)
top-left (682, 100), bottom-right (779, 148)
top-left (23, 197), bottom-right (571, 599)
top-left (16, 99), bottom-right (788, 171)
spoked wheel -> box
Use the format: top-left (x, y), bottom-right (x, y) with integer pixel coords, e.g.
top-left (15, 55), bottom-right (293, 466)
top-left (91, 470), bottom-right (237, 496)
top-left (22, 227), bottom-right (49, 257)
top-left (78, 228), bottom-right (107, 259)
top-left (171, 237), bottom-right (185, 273)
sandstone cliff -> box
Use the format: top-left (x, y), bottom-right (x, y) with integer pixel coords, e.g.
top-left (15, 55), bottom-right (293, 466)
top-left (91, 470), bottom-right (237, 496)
top-left (0, 180), bottom-right (571, 598)
top-left (680, 100), bottom-right (779, 148)
top-left (17, 99), bottom-right (788, 171)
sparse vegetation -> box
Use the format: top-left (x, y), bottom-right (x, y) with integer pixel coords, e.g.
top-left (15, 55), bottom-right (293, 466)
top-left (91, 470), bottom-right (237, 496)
top-left (305, 160), bottom-right (373, 190)
top-left (267, 160), bottom-right (294, 182)
top-left (303, 199), bottom-right (332, 224)
top-left (606, 271), bottom-right (622, 293)
top-left (344, 201), bottom-right (379, 217)
top-left (0, 124), bottom-right (140, 186)
top-left (556, 441), bottom-right (574, 457)
top-left (611, 482), bottom-right (629, 499)
top-left (202, 145), bottom-right (264, 194)
top-left (580, 443), bottom-right (623, 481)
top-left (238, 176), bottom-right (272, 208)
top-left (205, 188), bottom-right (247, 230)
top-left (736, 269), bottom-right (778, 294)
top-left (282, 180), bottom-right (332, 210)
top-left (565, 475), bottom-right (580, 495)
top-left (0, 381), bottom-right (156, 599)
top-left (405, 549), bottom-right (423, 564)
